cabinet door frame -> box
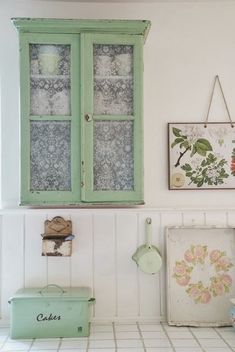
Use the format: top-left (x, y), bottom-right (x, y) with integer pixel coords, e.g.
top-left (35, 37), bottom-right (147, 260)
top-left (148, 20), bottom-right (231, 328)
top-left (81, 33), bottom-right (144, 204)
top-left (20, 33), bottom-right (80, 205)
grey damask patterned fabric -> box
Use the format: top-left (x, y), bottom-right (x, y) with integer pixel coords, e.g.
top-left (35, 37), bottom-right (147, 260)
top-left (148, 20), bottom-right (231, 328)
top-left (94, 78), bottom-right (133, 116)
top-left (30, 121), bottom-right (71, 191)
top-left (94, 44), bottom-right (133, 58)
top-left (93, 44), bottom-right (133, 115)
top-left (93, 120), bottom-right (134, 191)
top-left (30, 44), bottom-right (71, 116)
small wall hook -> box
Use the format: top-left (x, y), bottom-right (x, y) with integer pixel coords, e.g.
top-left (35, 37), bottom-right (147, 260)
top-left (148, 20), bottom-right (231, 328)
top-left (146, 217), bottom-right (152, 225)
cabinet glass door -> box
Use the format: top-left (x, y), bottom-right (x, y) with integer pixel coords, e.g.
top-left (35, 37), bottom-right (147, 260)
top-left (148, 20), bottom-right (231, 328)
top-left (93, 44), bottom-right (134, 191)
top-left (82, 34), bottom-right (143, 203)
top-left (93, 44), bottom-right (133, 115)
top-left (93, 120), bottom-right (134, 191)
top-left (30, 44), bottom-right (71, 116)
top-left (30, 120), bottom-right (71, 191)
top-left (20, 33), bottom-right (80, 204)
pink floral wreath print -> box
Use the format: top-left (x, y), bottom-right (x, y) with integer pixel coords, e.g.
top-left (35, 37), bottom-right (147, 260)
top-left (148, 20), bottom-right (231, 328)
top-left (172, 245), bottom-right (233, 304)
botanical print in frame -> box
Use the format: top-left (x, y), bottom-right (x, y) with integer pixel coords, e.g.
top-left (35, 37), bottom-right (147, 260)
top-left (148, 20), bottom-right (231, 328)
top-left (168, 123), bottom-right (235, 189)
top-left (166, 226), bottom-right (235, 326)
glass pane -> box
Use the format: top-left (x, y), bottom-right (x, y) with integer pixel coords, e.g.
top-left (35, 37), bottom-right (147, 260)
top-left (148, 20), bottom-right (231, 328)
top-left (30, 121), bottom-right (71, 191)
top-left (93, 120), bottom-right (134, 191)
top-left (30, 44), bottom-right (71, 115)
top-left (93, 45), bottom-right (133, 115)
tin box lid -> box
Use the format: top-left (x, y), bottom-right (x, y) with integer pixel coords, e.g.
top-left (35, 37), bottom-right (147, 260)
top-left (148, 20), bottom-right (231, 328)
top-left (10, 285), bottom-right (93, 301)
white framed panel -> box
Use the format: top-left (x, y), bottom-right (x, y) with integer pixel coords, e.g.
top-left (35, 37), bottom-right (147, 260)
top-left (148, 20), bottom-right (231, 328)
top-left (166, 226), bottom-right (235, 326)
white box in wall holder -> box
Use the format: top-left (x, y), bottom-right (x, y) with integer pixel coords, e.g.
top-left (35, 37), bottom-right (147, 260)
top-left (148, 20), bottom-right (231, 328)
top-left (166, 226), bottom-right (235, 326)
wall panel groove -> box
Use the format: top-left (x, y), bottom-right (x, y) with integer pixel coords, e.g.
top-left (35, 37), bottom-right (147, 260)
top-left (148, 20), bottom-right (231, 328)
top-left (1, 214), bottom-right (24, 322)
top-left (0, 216), bottom-right (2, 319)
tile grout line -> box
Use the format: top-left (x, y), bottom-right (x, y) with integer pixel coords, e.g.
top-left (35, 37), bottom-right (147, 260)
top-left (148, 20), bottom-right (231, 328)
top-left (2, 325), bottom-right (234, 352)
top-left (160, 322), bottom-right (176, 352)
top-left (188, 327), bottom-right (207, 352)
top-left (28, 337), bottom-right (35, 351)
top-left (136, 321), bottom-right (146, 352)
top-left (0, 334), bottom-right (13, 351)
top-left (214, 327), bottom-right (235, 351)
top-left (112, 322), bottom-right (117, 352)
top-left (56, 337), bottom-right (62, 352)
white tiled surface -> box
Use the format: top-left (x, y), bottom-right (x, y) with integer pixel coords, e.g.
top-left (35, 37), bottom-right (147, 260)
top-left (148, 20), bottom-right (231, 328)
top-left (1, 323), bottom-right (235, 351)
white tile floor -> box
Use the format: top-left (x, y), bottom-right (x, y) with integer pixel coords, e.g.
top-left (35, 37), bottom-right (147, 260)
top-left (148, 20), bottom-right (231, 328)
top-left (1, 323), bottom-right (235, 352)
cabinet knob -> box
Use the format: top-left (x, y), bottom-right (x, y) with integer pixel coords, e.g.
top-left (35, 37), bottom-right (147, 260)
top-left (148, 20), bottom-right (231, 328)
top-left (85, 113), bottom-right (92, 122)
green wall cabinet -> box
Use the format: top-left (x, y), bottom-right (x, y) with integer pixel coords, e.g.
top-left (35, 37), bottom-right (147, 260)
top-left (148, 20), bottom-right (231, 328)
top-left (12, 18), bottom-right (151, 206)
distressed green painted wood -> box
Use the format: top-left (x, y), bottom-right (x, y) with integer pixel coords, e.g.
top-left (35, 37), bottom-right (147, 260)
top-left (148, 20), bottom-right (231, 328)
top-left (9, 287), bottom-right (94, 338)
top-left (13, 19), bottom-right (150, 206)
top-left (20, 33), bottom-right (80, 205)
top-left (12, 18), bottom-right (151, 43)
top-left (81, 34), bottom-right (144, 203)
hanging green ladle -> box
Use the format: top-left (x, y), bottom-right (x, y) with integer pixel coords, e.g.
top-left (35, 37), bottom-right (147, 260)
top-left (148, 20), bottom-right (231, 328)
top-left (132, 218), bottom-right (162, 275)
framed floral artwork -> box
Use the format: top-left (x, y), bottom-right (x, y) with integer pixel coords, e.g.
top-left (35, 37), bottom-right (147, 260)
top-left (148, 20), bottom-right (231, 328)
top-left (168, 122), bottom-right (235, 189)
top-left (166, 226), bottom-right (235, 326)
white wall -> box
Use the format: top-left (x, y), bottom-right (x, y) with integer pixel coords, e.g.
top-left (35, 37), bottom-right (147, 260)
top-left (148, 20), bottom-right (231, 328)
top-left (1, 0), bottom-right (235, 208)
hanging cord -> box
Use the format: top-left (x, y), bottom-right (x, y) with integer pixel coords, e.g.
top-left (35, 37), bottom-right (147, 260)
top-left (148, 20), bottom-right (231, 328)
top-left (204, 75), bottom-right (234, 128)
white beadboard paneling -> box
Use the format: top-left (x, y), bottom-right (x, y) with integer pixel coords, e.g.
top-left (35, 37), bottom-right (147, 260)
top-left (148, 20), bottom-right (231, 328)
top-left (182, 212), bottom-right (205, 226)
top-left (47, 213), bottom-right (71, 287)
top-left (226, 211), bottom-right (235, 227)
top-left (138, 212), bottom-right (161, 319)
top-left (93, 214), bottom-right (116, 319)
top-left (205, 211), bottom-right (228, 226)
top-left (24, 214), bottom-right (47, 287)
top-left (161, 212), bottom-right (183, 228)
top-left (1, 214), bottom-right (24, 321)
top-left (47, 256), bottom-right (71, 287)
top-left (161, 212), bottom-right (184, 249)
top-left (70, 213), bottom-right (93, 288)
top-left (116, 213), bottom-right (138, 318)
top-left (0, 209), bottom-right (232, 324)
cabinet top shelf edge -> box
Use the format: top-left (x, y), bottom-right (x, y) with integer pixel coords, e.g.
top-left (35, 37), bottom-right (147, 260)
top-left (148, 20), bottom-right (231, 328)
top-left (11, 18), bottom-right (151, 42)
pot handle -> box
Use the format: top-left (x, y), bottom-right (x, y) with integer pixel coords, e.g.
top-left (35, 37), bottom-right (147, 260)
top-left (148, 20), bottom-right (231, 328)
top-left (146, 217), bottom-right (152, 249)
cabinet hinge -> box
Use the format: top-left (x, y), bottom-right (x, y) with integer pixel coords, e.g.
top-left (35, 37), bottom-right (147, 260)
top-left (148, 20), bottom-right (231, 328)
top-left (81, 181), bottom-right (84, 188)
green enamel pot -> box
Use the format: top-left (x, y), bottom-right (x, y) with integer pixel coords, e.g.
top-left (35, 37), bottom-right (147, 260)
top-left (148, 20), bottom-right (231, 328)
top-left (132, 218), bottom-right (162, 275)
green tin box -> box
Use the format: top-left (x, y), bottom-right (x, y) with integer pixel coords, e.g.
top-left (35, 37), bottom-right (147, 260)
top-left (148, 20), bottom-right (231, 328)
top-left (9, 285), bottom-right (95, 339)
